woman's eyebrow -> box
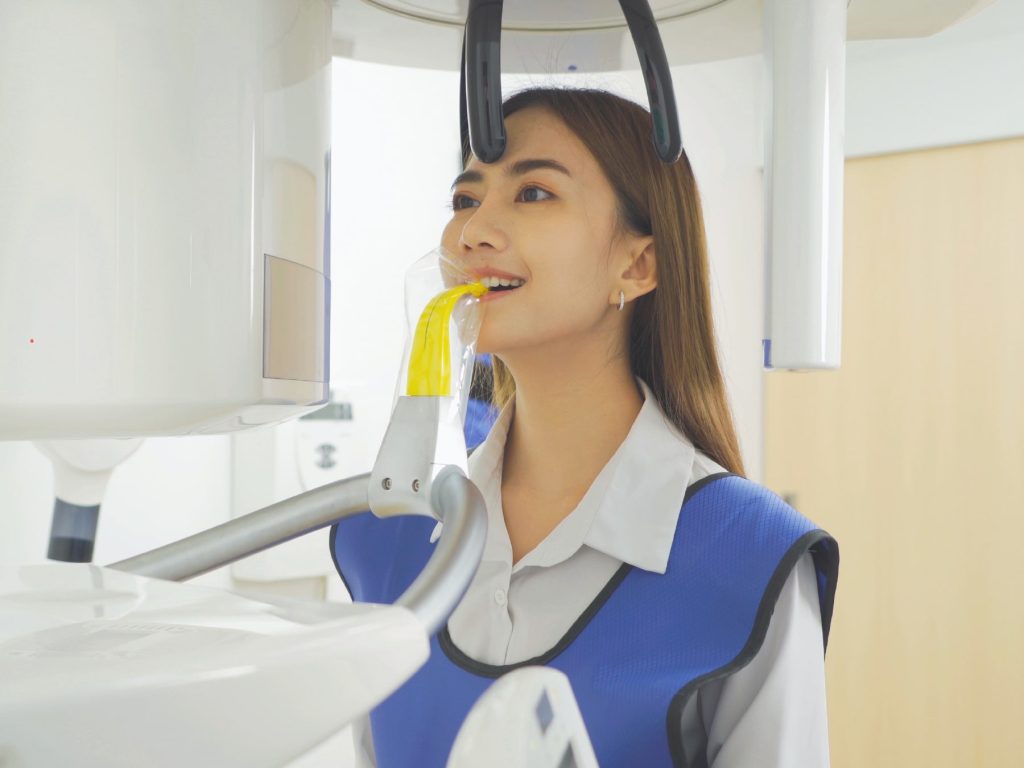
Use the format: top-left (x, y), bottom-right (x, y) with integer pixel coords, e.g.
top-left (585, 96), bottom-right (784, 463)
top-left (450, 158), bottom-right (572, 190)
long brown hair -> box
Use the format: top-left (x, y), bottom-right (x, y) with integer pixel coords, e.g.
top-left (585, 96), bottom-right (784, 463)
top-left (465, 87), bottom-right (745, 477)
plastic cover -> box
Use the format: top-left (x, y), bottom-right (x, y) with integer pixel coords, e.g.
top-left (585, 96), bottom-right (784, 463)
top-left (395, 247), bottom-right (486, 429)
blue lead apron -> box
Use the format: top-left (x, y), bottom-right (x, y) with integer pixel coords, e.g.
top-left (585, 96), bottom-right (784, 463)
top-left (331, 473), bottom-right (839, 767)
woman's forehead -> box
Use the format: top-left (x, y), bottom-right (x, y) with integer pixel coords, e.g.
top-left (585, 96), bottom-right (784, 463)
top-left (467, 108), bottom-right (594, 177)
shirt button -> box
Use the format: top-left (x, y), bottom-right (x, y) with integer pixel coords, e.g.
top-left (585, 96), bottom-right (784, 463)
top-left (494, 588), bottom-right (507, 606)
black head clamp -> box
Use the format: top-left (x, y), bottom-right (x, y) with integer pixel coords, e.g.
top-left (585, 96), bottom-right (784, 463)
top-left (459, 0), bottom-right (683, 165)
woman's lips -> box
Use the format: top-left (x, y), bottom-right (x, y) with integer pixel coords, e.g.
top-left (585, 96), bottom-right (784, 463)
top-left (471, 269), bottom-right (526, 284)
top-left (479, 287), bottom-right (520, 303)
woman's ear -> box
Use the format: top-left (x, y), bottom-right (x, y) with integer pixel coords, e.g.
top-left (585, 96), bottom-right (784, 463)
top-left (620, 236), bottom-right (657, 299)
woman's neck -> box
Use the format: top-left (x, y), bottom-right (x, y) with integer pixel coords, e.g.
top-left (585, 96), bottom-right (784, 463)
top-left (499, 338), bottom-right (643, 509)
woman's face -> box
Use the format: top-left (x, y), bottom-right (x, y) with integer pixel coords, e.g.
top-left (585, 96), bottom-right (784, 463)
top-left (442, 107), bottom-right (638, 357)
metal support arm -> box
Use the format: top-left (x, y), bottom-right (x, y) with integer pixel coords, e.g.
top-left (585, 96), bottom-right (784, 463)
top-left (108, 473), bottom-right (373, 582)
top-left (108, 468), bottom-right (487, 637)
top-left (395, 466), bottom-right (487, 636)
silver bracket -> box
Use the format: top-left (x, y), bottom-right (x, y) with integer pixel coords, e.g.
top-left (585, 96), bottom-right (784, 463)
top-left (369, 396), bottom-right (469, 520)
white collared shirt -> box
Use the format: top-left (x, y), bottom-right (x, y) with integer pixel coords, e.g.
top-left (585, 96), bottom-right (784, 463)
top-left (355, 381), bottom-right (830, 766)
top-left (448, 379), bottom-right (708, 660)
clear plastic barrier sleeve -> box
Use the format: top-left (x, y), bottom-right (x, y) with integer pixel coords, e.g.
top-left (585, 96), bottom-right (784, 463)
top-left (395, 247), bottom-right (487, 430)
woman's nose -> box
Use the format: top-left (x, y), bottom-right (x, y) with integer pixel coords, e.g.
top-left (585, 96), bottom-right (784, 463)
top-left (458, 204), bottom-right (508, 254)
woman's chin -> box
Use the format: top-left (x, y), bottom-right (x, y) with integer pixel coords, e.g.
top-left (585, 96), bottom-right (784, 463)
top-left (474, 325), bottom-right (495, 355)
top-left (475, 334), bottom-right (511, 357)
top-left (476, 328), bottom-right (524, 356)
top-left (476, 328), bottom-right (548, 358)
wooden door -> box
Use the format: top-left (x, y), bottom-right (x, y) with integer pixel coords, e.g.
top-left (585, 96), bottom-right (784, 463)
top-left (764, 137), bottom-right (1024, 767)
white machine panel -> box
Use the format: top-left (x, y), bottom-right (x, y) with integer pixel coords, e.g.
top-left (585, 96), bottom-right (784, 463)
top-left (0, 0), bottom-right (332, 439)
top-left (0, 563), bottom-right (428, 767)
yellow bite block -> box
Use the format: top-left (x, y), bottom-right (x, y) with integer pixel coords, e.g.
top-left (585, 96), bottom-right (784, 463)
top-left (407, 282), bottom-right (488, 396)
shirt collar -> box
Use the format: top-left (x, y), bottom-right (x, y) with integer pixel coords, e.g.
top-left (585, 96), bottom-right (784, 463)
top-left (462, 380), bottom-right (695, 575)
top-left (580, 379), bottom-right (695, 574)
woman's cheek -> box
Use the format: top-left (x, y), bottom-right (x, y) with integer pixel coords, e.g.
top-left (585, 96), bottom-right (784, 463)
top-left (439, 227), bottom-right (458, 256)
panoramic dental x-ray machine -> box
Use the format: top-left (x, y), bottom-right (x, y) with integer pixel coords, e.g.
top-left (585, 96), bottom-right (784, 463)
top-left (0, 0), bottom-right (988, 765)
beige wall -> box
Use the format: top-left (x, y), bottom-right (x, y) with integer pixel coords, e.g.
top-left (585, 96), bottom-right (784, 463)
top-left (764, 137), bottom-right (1024, 767)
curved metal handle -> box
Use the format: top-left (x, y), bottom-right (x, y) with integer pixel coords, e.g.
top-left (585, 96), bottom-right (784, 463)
top-left (108, 469), bottom-right (488, 638)
top-left (395, 466), bottom-right (487, 636)
top-left (618, 0), bottom-right (683, 163)
top-left (461, 0), bottom-right (682, 165)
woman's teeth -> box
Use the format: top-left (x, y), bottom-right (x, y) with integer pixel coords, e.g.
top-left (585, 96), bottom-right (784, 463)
top-left (480, 276), bottom-right (525, 289)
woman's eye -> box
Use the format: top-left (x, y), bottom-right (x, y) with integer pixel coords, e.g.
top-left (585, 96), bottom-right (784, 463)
top-left (449, 186), bottom-right (552, 211)
top-left (450, 193), bottom-right (479, 211)
top-left (519, 186), bottom-right (553, 203)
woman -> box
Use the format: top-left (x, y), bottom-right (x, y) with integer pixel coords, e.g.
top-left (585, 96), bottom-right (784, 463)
top-left (333, 87), bottom-right (839, 767)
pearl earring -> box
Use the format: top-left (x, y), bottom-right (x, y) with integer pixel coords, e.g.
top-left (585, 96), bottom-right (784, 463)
top-left (617, 290), bottom-right (625, 311)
